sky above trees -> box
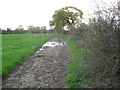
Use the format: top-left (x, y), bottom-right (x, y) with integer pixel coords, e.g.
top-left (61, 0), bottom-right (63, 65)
top-left (0, 0), bottom-right (115, 30)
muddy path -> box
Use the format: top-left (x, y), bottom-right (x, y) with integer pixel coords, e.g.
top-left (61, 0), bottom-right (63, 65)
top-left (2, 37), bottom-right (70, 88)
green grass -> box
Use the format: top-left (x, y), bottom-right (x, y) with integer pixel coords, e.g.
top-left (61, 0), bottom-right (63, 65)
top-left (60, 34), bottom-right (86, 88)
top-left (2, 33), bottom-right (55, 77)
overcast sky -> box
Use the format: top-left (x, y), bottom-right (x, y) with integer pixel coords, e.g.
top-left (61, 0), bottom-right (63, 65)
top-left (0, 0), bottom-right (116, 30)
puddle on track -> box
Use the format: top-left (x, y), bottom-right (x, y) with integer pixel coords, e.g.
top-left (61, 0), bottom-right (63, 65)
top-left (35, 41), bottom-right (67, 54)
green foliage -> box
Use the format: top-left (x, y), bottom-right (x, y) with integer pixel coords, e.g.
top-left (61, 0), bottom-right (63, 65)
top-left (51, 6), bottom-right (83, 29)
top-left (2, 33), bottom-right (55, 77)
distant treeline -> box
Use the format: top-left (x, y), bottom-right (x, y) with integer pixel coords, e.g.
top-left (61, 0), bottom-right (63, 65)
top-left (0, 29), bottom-right (54, 34)
top-left (0, 25), bottom-right (54, 34)
top-left (0, 28), bottom-right (70, 34)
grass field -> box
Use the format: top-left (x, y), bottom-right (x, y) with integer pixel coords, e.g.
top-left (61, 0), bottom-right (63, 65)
top-left (2, 33), bottom-right (55, 77)
top-left (60, 34), bottom-right (86, 88)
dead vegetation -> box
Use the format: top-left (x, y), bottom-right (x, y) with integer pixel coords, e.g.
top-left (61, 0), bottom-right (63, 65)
top-left (70, 1), bottom-right (120, 88)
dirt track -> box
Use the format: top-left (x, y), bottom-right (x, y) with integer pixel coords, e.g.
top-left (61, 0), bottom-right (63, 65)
top-left (2, 37), bottom-right (69, 88)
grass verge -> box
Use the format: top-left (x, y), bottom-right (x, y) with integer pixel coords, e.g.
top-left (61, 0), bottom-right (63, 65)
top-left (60, 34), bottom-right (86, 88)
top-left (2, 33), bottom-right (55, 77)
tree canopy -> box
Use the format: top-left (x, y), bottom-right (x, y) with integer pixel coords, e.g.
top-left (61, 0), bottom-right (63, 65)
top-left (51, 6), bottom-right (83, 30)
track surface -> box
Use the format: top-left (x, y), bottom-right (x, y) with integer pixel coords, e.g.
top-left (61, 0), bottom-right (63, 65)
top-left (2, 37), bottom-right (69, 88)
